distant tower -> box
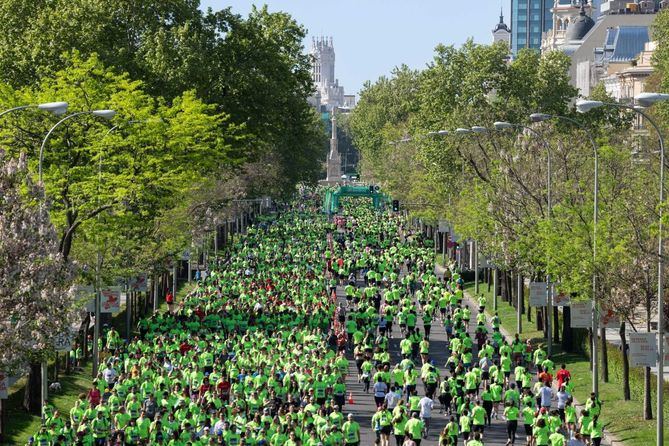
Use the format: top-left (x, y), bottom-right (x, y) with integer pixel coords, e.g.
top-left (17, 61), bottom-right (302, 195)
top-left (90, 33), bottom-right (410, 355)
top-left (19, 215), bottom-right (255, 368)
top-left (310, 37), bottom-right (346, 111)
top-left (312, 36), bottom-right (335, 88)
top-left (326, 111), bottom-right (342, 182)
top-left (492, 8), bottom-right (511, 44)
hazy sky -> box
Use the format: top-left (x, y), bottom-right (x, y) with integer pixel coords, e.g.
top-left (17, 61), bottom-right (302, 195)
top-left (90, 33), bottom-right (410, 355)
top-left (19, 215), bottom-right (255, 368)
top-left (200, 1), bottom-right (511, 96)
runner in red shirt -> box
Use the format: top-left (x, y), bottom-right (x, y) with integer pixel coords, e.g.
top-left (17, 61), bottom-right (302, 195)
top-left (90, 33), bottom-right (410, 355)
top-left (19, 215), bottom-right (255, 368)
top-left (556, 363), bottom-right (571, 388)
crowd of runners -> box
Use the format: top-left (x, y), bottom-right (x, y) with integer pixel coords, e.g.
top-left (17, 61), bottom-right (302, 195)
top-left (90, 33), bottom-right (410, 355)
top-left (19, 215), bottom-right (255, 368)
top-left (27, 194), bottom-right (605, 446)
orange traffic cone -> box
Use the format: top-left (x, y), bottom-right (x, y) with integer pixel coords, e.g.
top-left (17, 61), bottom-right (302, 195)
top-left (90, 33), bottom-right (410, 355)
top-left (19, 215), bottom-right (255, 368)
top-left (348, 392), bottom-right (354, 405)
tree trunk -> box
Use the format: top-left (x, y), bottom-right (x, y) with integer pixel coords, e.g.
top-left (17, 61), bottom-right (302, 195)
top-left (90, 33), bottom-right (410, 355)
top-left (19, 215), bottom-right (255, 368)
top-left (22, 363), bottom-right (41, 414)
top-left (510, 271), bottom-right (516, 308)
top-left (644, 289), bottom-right (653, 419)
top-left (600, 326), bottom-right (609, 383)
top-left (0, 397), bottom-right (4, 443)
top-left (81, 314), bottom-right (90, 360)
top-left (562, 307), bottom-right (574, 352)
top-left (553, 305), bottom-right (560, 343)
top-left (536, 308), bottom-right (544, 331)
top-left (507, 272), bottom-right (513, 305)
top-left (644, 366), bottom-right (653, 419)
top-left (500, 270), bottom-right (508, 303)
top-left (620, 322), bottom-right (631, 400)
top-left (143, 290), bottom-right (149, 314)
top-left (589, 328), bottom-right (594, 369)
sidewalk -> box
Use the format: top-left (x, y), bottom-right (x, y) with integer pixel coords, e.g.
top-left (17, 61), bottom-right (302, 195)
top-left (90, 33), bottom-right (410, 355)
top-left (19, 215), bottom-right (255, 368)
top-left (434, 263), bottom-right (624, 446)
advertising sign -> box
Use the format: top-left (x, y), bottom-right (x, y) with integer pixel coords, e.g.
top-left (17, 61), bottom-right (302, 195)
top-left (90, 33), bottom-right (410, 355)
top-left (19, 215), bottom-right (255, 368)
top-left (128, 274), bottom-right (148, 293)
top-left (629, 332), bottom-right (656, 367)
top-left (54, 330), bottom-right (74, 352)
top-left (598, 304), bottom-right (620, 329)
top-left (570, 301), bottom-right (593, 328)
top-left (529, 282), bottom-right (547, 307)
top-left (552, 285), bottom-right (571, 307)
top-left (100, 287), bottom-right (122, 313)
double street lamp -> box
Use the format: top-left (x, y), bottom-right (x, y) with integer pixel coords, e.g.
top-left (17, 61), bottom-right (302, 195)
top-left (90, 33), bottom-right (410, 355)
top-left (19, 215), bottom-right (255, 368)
top-left (577, 93), bottom-right (667, 446)
top-left (530, 112), bottom-right (601, 394)
top-left (494, 121), bottom-right (555, 352)
top-left (38, 109), bottom-right (117, 183)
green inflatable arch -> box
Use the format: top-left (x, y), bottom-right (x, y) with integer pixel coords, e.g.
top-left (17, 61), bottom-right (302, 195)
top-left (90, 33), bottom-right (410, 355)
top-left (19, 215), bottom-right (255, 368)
top-left (322, 186), bottom-right (389, 214)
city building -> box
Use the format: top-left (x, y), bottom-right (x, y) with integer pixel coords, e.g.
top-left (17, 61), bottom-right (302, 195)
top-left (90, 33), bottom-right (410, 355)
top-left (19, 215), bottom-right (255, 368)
top-left (308, 37), bottom-right (358, 184)
top-left (540, 0), bottom-right (661, 95)
top-left (511, 0), bottom-right (554, 54)
top-left (308, 37), bottom-right (355, 112)
top-left (493, 9), bottom-right (512, 44)
top-left (601, 0), bottom-right (664, 13)
top-left (598, 37), bottom-right (655, 101)
top-left (541, 0), bottom-right (598, 52)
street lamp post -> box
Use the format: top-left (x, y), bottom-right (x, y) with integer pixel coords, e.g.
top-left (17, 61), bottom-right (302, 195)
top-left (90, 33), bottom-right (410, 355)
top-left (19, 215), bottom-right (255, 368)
top-left (38, 109), bottom-right (116, 183)
top-left (36, 109), bottom-right (116, 379)
top-left (494, 121), bottom-right (553, 350)
top-left (531, 112), bottom-right (601, 393)
top-left (577, 94), bottom-right (667, 446)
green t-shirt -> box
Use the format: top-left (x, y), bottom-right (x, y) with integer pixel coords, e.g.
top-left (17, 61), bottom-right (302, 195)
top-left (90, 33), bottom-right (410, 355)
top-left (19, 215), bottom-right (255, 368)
top-left (459, 415), bottom-right (471, 433)
top-left (504, 406), bottom-right (519, 421)
top-left (534, 426), bottom-right (550, 445)
top-left (405, 418), bottom-right (424, 439)
top-left (342, 421), bottom-right (360, 444)
top-left (471, 406), bottom-right (486, 425)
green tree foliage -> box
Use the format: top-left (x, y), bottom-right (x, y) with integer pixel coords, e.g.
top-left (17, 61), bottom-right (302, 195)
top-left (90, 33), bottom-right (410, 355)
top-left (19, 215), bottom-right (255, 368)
top-left (0, 1), bottom-right (326, 192)
top-left (348, 37), bottom-right (657, 311)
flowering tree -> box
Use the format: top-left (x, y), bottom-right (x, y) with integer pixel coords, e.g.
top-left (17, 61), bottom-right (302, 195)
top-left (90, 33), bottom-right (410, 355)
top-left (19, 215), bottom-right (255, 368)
top-left (0, 150), bottom-right (76, 412)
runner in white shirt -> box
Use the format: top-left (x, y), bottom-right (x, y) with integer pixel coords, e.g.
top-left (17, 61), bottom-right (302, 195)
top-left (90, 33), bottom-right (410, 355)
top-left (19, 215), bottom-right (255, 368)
top-left (102, 365), bottom-right (117, 385)
top-left (540, 381), bottom-right (553, 409)
top-left (419, 395), bottom-right (434, 438)
top-left (556, 387), bottom-right (569, 420)
top-left (384, 385), bottom-right (402, 409)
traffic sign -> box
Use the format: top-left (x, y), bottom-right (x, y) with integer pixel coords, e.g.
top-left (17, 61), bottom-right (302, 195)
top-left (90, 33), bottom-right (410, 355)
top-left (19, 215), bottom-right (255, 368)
top-left (100, 287), bottom-right (122, 313)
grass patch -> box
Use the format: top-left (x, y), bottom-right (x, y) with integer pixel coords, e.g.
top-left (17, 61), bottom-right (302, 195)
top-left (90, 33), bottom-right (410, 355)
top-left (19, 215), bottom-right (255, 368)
top-left (4, 363), bottom-right (93, 445)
